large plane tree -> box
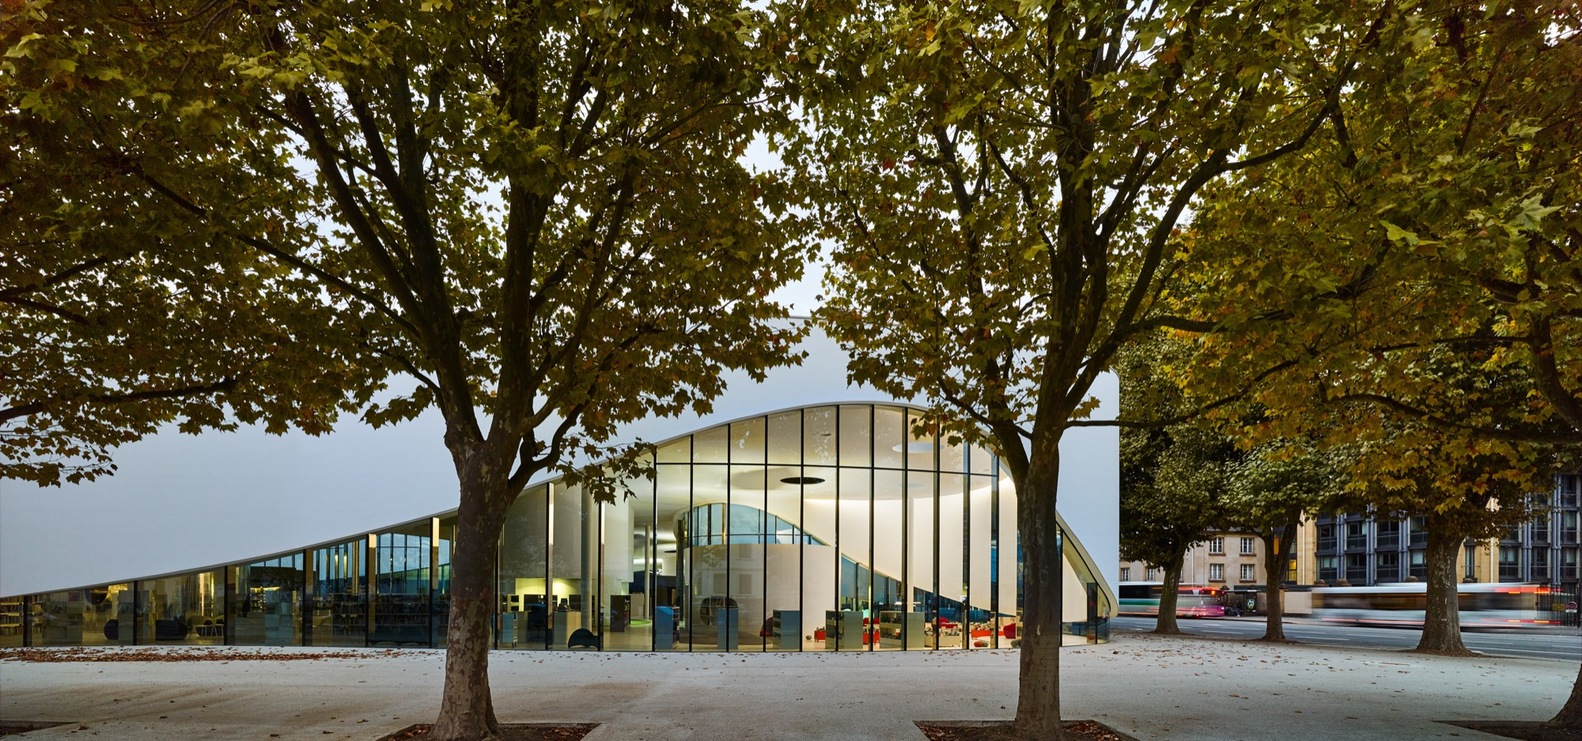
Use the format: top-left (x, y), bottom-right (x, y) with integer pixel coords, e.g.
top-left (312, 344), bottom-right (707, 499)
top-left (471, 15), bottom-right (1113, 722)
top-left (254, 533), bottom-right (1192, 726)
top-left (782, 1), bottom-right (1385, 736)
top-left (1176, 1), bottom-right (1580, 725)
top-left (4, 2), bottom-right (812, 739)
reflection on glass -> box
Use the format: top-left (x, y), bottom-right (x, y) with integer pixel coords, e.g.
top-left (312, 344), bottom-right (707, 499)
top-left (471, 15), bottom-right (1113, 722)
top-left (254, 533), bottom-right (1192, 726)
top-left (35, 586), bottom-right (130, 646)
top-left (907, 410), bottom-right (936, 472)
top-left (142, 572), bottom-right (225, 645)
top-left (732, 418), bottom-right (766, 465)
top-left (803, 406), bottom-right (837, 466)
top-left (693, 425), bottom-right (729, 464)
top-left (767, 411), bottom-right (801, 466)
top-left (838, 405), bottom-right (872, 468)
top-left (232, 554), bottom-right (304, 646)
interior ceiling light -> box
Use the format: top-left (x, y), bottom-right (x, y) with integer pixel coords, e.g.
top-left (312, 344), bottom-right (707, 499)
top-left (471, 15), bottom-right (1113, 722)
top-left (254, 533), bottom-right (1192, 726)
top-left (779, 476), bottom-right (826, 485)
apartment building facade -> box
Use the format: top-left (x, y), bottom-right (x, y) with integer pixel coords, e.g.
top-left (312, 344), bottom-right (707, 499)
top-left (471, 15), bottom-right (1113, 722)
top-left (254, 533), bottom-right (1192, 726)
top-left (1310, 473), bottom-right (1581, 590)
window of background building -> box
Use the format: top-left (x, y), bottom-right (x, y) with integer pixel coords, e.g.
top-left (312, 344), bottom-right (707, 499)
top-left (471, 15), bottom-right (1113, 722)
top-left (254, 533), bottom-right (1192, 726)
top-left (1318, 555), bottom-right (1337, 582)
top-left (1408, 550), bottom-right (1426, 580)
top-left (1345, 553), bottom-right (1366, 583)
top-left (1209, 563), bottom-right (1224, 582)
top-left (1286, 559), bottom-right (1297, 584)
top-left (1464, 544), bottom-right (1477, 580)
top-left (1208, 537), bottom-right (1224, 555)
top-left (1376, 521), bottom-right (1401, 548)
top-left (1376, 551), bottom-right (1399, 582)
top-left (1499, 546), bottom-right (1521, 581)
top-left (1239, 564), bottom-right (1255, 582)
top-left (1239, 537), bottom-right (1255, 555)
top-left (1408, 517), bottom-right (1428, 546)
top-left (1120, 567), bottom-right (1131, 581)
top-left (1346, 521), bottom-right (1367, 549)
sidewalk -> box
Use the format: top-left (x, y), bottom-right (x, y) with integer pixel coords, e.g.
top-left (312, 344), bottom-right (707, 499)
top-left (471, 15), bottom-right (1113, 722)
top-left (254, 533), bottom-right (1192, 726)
top-left (1, 632), bottom-right (1574, 740)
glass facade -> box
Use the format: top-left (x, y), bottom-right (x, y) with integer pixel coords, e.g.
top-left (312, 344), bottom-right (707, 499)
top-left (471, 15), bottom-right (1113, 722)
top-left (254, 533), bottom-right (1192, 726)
top-left (1, 403), bottom-right (1113, 650)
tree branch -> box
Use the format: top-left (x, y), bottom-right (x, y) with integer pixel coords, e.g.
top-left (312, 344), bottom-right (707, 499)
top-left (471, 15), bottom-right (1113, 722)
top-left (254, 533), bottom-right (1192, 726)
top-left (1, 376), bottom-right (243, 425)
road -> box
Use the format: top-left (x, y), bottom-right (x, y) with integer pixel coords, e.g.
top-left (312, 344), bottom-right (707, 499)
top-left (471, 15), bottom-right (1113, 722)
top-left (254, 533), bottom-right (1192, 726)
top-left (1111, 615), bottom-right (1581, 663)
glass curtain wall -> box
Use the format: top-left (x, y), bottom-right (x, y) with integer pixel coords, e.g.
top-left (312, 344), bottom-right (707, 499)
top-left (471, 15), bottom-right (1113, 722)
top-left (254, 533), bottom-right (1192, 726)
top-left (231, 554), bottom-right (305, 645)
top-left (11, 402), bottom-right (1114, 651)
top-left (498, 484), bottom-right (550, 649)
top-left (33, 585), bottom-right (130, 646)
top-left (372, 520), bottom-right (433, 646)
top-left (140, 571), bottom-right (225, 644)
top-left (308, 538), bottom-right (367, 646)
top-left (435, 516), bottom-right (456, 647)
top-left (485, 402), bottom-right (1096, 653)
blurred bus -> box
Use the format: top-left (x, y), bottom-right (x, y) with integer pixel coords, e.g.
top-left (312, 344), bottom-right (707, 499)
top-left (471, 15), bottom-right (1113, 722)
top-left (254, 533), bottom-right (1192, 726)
top-left (1309, 583), bottom-right (1556, 628)
top-left (1117, 581), bottom-right (1225, 618)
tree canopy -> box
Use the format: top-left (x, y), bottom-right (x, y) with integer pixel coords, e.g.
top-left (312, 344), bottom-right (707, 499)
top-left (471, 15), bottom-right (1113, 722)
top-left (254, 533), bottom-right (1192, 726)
top-left (783, 0), bottom-right (1386, 736)
top-left (1117, 333), bottom-right (1235, 634)
top-left (1175, 1), bottom-right (1580, 721)
top-left (5, 1), bottom-right (812, 738)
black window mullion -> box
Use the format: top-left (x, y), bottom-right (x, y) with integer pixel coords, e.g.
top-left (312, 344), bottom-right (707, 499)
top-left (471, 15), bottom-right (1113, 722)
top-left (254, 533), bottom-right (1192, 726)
top-left (867, 418), bottom-right (876, 652)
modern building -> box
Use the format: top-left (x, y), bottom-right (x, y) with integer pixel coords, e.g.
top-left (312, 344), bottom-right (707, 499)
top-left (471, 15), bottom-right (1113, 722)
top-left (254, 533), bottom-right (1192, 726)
top-left (0, 330), bottom-right (1120, 652)
top-left (1306, 473), bottom-right (1580, 591)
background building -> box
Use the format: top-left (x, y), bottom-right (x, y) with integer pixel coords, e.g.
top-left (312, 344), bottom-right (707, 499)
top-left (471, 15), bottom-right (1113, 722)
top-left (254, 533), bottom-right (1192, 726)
top-left (1308, 473), bottom-right (1579, 591)
top-left (1119, 531), bottom-right (1268, 588)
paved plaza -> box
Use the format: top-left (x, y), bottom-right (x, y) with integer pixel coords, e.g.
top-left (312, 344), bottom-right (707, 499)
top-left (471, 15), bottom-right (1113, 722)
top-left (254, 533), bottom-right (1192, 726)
top-left (1, 632), bottom-right (1575, 740)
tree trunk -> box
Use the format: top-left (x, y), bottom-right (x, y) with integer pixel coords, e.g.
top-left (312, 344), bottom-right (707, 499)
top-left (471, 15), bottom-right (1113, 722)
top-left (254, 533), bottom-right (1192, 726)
top-left (1154, 551), bottom-right (1186, 635)
top-left (1260, 516), bottom-right (1297, 642)
top-left (430, 459), bottom-right (514, 741)
top-left (1012, 443), bottom-right (1064, 740)
top-left (1553, 663), bottom-right (1582, 728)
top-left (1415, 522), bottom-right (1473, 655)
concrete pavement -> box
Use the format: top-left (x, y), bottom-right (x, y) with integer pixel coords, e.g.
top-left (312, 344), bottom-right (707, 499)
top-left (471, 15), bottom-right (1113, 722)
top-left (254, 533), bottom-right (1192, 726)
top-left (1, 632), bottom-right (1575, 740)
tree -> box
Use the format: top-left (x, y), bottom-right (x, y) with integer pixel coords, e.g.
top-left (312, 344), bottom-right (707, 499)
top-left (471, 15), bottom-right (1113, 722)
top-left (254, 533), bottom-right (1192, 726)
top-left (1, 3), bottom-right (375, 485)
top-left (1175, 0), bottom-right (1580, 721)
top-left (1117, 335), bottom-right (1233, 635)
top-left (1342, 418), bottom-right (1555, 655)
top-left (783, 1), bottom-right (1382, 736)
top-left (4, 2), bottom-right (810, 739)
top-left (1223, 435), bottom-right (1350, 642)
top-left (1119, 420), bottom-right (1229, 634)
